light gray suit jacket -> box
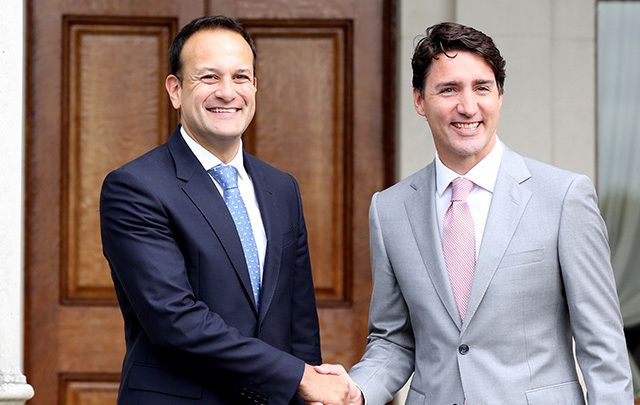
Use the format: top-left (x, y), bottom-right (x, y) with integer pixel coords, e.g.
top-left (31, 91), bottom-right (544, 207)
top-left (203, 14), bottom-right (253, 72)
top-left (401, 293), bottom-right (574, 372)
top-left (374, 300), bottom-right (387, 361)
top-left (350, 147), bottom-right (633, 404)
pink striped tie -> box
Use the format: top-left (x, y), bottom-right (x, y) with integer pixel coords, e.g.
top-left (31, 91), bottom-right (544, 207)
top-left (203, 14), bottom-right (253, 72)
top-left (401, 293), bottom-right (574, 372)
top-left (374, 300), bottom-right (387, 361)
top-left (443, 177), bottom-right (476, 321)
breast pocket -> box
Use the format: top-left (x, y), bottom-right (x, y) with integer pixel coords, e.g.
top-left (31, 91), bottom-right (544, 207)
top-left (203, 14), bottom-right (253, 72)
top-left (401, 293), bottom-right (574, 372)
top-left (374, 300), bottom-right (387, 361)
top-left (499, 248), bottom-right (544, 268)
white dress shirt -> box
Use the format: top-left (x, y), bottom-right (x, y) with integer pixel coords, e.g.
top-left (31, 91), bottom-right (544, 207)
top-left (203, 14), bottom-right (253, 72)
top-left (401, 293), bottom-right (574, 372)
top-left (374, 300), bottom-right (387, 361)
top-left (181, 127), bottom-right (267, 281)
top-left (435, 138), bottom-right (504, 257)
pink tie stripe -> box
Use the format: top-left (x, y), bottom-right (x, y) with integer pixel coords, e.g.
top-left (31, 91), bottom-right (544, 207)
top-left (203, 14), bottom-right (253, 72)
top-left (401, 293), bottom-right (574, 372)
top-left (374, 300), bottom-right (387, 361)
top-left (442, 178), bottom-right (476, 321)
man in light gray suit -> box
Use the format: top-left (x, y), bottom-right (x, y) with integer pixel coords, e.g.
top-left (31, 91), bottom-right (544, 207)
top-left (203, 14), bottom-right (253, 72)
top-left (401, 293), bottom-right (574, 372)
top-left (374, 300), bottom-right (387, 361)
top-left (316, 22), bottom-right (633, 404)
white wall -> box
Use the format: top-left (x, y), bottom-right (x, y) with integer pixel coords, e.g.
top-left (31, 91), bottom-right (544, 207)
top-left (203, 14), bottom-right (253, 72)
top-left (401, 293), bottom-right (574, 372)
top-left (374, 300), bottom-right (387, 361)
top-left (397, 0), bottom-right (596, 181)
top-left (0, 0), bottom-right (34, 403)
top-left (394, 0), bottom-right (595, 403)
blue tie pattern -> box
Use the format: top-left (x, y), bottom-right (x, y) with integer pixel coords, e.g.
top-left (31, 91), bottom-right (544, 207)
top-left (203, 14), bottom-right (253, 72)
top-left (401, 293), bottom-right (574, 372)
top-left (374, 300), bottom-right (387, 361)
top-left (208, 164), bottom-right (261, 308)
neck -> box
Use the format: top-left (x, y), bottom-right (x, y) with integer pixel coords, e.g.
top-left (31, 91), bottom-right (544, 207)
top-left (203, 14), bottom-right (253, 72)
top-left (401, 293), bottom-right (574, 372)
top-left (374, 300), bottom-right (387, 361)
top-left (184, 129), bottom-right (241, 163)
top-left (443, 159), bottom-right (476, 175)
top-left (438, 137), bottom-right (497, 175)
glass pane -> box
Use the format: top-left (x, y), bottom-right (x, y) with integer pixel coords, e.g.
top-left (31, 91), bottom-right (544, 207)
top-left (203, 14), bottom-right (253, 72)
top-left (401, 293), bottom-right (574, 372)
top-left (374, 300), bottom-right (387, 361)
top-left (597, 1), bottom-right (640, 398)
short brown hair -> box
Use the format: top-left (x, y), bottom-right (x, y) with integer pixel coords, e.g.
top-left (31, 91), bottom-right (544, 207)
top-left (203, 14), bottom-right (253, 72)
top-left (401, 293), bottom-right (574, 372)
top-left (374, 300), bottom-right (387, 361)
top-left (169, 15), bottom-right (257, 79)
top-left (412, 22), bottom-right (506, 94)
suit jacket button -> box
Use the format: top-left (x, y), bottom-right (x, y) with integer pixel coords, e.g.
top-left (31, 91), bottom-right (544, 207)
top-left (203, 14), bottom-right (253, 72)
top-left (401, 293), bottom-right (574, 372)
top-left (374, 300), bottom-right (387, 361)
top-left (458, 344), bottom-right (469, 355)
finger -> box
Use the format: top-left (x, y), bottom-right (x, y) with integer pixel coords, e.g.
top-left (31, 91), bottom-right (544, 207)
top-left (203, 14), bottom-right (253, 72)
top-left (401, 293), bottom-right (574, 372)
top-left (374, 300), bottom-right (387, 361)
top-left (314, 364), bottom-right (346, 375)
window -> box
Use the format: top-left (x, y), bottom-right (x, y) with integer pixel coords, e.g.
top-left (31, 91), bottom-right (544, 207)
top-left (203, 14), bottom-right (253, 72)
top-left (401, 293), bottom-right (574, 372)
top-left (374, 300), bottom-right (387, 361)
top-left (597, 1), bottom-right (640, 397)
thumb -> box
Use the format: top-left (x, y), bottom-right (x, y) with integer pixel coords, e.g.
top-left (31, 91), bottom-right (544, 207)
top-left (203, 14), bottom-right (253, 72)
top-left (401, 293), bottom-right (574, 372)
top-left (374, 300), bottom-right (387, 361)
top-left (314, 363), bottom-right (347, 376)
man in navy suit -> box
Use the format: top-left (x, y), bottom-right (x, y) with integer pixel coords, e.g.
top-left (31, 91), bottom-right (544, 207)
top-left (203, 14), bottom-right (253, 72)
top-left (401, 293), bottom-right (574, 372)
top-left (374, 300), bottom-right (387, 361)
top-left (100, 15), bottom-right (350, 404)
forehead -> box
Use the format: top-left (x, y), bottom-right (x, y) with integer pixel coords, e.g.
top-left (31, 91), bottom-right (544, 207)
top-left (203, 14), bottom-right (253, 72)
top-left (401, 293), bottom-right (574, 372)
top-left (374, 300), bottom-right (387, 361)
top-left (426, 51), bottom-right (495, 84)
top-left (180, 29), bottom-right (253, 70)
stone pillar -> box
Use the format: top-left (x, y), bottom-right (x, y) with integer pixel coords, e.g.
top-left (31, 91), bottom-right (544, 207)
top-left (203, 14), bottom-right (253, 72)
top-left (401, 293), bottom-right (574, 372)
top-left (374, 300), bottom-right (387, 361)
top-left (0, 0), bottom-right (35, 403)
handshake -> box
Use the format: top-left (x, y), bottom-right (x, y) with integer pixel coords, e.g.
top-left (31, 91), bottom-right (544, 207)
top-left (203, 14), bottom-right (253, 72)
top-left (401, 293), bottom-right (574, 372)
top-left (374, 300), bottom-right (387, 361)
top-left (297, 363), bottom-right (364, 405)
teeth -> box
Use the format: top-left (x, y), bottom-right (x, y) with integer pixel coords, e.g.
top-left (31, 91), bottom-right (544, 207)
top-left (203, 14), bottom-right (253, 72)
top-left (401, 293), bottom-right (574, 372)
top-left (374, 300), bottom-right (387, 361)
top-left (453, 122), bottom-right (480, 129)
top-left (209, 108), bottom-right (237, 113)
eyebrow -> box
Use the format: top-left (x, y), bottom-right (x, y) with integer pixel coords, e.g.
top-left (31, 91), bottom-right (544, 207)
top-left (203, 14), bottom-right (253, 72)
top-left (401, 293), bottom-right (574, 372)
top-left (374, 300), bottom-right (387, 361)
top-left (194, 67), bottom-right (253, 76)
top-left (435, 80), bottom-right (461, 88)
top-left (473, 79), bottom-right (495, 86)
top-left (434, 79), bottom-right (496, 88)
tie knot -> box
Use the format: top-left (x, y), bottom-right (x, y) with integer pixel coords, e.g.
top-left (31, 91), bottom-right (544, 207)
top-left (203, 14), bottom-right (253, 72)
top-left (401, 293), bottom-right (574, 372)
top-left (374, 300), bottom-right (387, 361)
top-left (450, 177), bottom-right (474, 201)
top-left (208, 164), bottom-right (239, 190)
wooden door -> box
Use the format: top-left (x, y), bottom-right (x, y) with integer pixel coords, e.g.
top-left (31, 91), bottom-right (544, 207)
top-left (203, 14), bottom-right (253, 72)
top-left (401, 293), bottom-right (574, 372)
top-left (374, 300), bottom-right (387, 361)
top-left (25, 0), bottom-right (394, 403)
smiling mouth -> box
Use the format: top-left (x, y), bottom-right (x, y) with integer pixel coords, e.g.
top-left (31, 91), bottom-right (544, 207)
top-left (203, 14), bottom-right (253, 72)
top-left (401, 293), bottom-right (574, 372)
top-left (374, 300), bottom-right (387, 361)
top-left (452, 122), bottom-right (480, 130)
top-left (207, 107), bottom-right (240, 113)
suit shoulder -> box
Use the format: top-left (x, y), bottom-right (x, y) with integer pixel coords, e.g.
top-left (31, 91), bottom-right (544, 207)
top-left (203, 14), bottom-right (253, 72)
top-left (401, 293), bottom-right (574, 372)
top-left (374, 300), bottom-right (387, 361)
top-left (101, 143), bottom-right (179, 204)
top-left (521, 155), bottom-right (591, 189)
top-left (523, 156), bottom-right (575, 177)
top-left (376, 165), bottom-right (432, 201)
top-left (106, 143), bottom-right (172, 180)
top-left (245, 153), bottom-right (298, 186)
top-left (245, 153), bottom-right (286, 174)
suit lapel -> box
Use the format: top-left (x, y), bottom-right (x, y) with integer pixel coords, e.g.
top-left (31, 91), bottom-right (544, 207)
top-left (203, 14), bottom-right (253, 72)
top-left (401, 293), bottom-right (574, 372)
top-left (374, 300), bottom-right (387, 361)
top-left (405, 163), bottom-right (463, 330)
top-left (168, 130), bottom-right (258, 314)
top-left (244, 153), bottom-right (282, 322)
top-left (461, 148), bottom-right (532, 333)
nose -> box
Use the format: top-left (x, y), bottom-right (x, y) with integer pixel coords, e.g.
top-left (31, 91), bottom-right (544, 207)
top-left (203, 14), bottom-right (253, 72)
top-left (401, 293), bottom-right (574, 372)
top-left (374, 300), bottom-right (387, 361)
top-left (213, 78), bottom-right (235, 101)
top-left (456, 90), bottom-right (478, 117)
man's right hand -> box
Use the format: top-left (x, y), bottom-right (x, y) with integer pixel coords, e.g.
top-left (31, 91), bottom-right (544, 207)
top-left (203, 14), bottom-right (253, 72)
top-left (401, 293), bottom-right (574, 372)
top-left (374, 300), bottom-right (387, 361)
top-left (314, 363), bottom-right (364, 405)
top-left (297, 363), bottom-right (351, 405)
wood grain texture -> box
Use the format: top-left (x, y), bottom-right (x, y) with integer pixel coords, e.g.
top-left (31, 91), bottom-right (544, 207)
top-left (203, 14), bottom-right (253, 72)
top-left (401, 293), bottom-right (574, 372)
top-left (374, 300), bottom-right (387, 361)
top-left (61, 16), bottom-right (174, 304)
top-left (60, 374), bottom-right (119, 405)
top-left (26, 2), bottom-right (194, 403)
top-left (244, 20), bottom-right (352, 305)
top-left (212, 0), bottom-right (392, 366)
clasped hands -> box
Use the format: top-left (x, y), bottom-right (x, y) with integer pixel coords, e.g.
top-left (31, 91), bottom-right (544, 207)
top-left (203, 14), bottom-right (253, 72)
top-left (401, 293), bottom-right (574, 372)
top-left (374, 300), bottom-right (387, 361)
top-left (297, 363), bottom-right (364, 405)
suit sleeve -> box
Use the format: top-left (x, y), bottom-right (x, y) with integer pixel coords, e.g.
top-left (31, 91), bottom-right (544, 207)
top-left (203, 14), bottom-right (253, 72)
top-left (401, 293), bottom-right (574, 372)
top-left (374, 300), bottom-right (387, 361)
top-left (558, 174), bottom-right (633, 403)
top-left (100, 169), bottom-right (305, 401)
top-left (349, 192), bottom-right (415, 404)
top-left (288, 175), bottom-right (322, 365)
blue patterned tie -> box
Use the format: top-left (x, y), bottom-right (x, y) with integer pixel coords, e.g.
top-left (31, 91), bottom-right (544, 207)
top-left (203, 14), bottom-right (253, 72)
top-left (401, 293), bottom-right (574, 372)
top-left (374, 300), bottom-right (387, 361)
top-left (208, 164), bottom-right (261, 309)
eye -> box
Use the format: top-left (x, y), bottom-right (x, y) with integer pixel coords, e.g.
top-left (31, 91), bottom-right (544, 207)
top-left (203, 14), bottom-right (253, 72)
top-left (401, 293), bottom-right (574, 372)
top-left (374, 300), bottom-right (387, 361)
top-left (234, 74), bottom-right (251, 83)
top-left (440, 87), bottom-right (456, 94)
top-left (200, 74), bottom-right (217, 84)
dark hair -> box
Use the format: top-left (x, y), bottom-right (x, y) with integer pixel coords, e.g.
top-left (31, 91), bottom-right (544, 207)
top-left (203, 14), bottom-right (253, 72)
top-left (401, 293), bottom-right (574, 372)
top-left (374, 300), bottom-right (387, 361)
top-left (411, 22), bottom-right (506, 95)
top-left (168, 15), bottom-right (257, 79)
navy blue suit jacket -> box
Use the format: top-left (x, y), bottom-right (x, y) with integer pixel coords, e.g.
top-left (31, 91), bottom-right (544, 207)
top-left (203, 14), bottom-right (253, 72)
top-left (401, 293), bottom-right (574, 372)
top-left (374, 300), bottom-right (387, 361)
top-left (100, 127), bottom-right (321, 404)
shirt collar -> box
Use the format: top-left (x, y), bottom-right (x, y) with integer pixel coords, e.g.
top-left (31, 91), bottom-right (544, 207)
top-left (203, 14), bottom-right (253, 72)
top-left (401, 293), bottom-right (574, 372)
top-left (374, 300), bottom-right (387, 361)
top-left (435, 137), bottom-right (504, 196)
top-left (180, 126), bottom-right (248, 181)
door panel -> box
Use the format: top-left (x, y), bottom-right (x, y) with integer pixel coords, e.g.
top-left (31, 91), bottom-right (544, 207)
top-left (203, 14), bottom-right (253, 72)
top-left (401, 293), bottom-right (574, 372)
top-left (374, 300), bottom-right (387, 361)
top-left (27, 2), bottom-right (200, 402)
top-left (215, 0), bottom-right (391, 366)
top-left (26, 0), bottom-right (393, 402)
top-left (61, 15), bottom-right (177, 305)
top-left (243, 19), bottom-right (352, 305)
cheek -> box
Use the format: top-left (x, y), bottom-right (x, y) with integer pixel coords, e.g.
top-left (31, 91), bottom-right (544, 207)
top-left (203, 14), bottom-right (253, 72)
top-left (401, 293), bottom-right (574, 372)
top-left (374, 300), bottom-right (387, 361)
top-left (428, 109), bottom-right (450, 127)
top-left (239, 87), bottom-right (256, 103)
top-left (480, 98), bottom-right (501, 116)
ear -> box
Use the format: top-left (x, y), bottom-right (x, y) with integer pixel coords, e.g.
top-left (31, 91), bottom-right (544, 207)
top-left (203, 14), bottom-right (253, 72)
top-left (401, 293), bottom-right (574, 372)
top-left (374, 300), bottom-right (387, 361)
top-left (165, 75), bottom-right (182, 109)
top-left (413, 88), bottom-right (427, 117)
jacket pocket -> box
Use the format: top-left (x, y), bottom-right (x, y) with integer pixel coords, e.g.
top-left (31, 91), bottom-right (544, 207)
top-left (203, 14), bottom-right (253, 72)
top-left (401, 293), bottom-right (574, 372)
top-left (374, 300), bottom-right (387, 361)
top-left (499, 248), bottom-right (544, 268)
top-left (127, 363), bottom-right (203, 399)
top-left (525, 380), bottom-right (585, 405)
top-left (405, 385), bottom-right (427, 405)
